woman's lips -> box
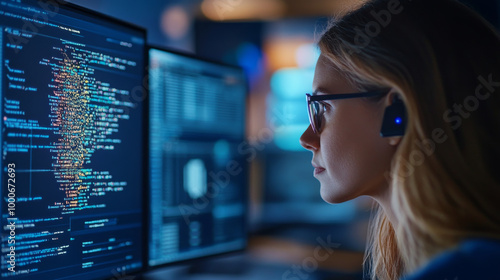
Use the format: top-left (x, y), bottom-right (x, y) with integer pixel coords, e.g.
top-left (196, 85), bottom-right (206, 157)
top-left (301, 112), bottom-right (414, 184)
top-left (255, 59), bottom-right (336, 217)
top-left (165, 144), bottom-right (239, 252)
top-left (312, 164), bottom-right (326, 176)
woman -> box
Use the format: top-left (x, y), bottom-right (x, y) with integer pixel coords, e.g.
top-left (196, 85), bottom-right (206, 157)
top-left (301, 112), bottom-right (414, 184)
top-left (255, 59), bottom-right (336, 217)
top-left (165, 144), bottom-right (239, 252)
top-left (299, 0), bottom-right (500, 279)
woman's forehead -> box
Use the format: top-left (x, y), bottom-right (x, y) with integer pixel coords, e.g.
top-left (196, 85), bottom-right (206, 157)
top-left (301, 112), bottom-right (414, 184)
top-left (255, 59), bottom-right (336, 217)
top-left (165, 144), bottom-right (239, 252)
top-left (313, 55), bottom-right (354, 93)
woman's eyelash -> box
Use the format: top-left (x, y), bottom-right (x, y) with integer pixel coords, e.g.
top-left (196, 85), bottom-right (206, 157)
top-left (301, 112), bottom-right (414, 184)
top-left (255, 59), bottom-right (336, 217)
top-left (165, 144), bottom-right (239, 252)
top-left (319, 101), bottom-right (331, 110)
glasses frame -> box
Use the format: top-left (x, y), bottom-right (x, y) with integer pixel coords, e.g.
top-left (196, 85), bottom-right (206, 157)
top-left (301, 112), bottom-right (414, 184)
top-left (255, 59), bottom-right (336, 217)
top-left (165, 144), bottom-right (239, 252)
top-left (306, 89), bottom-right (390, 134)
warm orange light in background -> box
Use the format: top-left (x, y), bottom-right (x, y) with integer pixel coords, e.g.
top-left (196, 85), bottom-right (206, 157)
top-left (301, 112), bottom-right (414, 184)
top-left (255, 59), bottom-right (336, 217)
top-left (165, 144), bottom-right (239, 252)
top-left (161, 5), bottom-right (191, 39)
top-left (264, 38), bottom-right (312, 72)
top-left (201, 0), bottom-right (285, 21)
top-left (200, 0), bottom-right (367, 21)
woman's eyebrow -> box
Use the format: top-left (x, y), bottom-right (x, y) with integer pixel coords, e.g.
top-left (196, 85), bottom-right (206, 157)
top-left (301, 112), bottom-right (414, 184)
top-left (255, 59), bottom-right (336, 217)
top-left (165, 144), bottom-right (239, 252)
top-left (312, 87), bottom-right (331, 96)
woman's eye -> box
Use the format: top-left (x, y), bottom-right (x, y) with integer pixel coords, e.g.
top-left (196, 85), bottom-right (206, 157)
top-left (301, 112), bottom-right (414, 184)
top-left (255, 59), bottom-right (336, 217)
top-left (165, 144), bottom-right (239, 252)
top-left (319, 101), bottom-right (331, 113)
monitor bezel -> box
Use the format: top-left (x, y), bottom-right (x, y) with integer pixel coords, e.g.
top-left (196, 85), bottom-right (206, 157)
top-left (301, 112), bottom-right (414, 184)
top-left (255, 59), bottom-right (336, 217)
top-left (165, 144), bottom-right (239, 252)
top-left (52, 0), bottom-right (148, 37)
top-left (145, 45), bottom-right (249, 272)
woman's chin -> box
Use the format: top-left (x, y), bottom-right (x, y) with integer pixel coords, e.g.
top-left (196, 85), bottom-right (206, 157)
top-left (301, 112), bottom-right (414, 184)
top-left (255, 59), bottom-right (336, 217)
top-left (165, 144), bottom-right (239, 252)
top-left (319, 184), bottom-right (354, 204)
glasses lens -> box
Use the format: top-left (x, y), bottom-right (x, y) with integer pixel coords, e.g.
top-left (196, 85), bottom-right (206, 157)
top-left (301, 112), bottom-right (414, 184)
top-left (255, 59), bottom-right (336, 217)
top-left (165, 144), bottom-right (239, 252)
top-left (307, 99), bottom-right (316, 133)
top-left (308, 100), bottom-right (323, 134)
top-left (313, 102), bottom-right (323, 132)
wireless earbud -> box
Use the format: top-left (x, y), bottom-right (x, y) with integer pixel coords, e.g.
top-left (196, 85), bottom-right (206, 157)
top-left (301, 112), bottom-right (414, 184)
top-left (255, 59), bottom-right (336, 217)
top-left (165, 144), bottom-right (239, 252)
top-left (380, 95), bottom-right (407, 137)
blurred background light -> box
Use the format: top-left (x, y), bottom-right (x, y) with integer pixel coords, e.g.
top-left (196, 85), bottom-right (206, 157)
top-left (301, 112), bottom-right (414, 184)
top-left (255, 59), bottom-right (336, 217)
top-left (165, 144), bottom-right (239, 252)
top-left (268, 68), bottom-right (315, 151)
top-left (161, 5), bottom-right (191, 40)
top-left (267, 42), bottom-right (319, 151)
top-left (295, 43), bottom-right (320, 68)
top-left (270, 67), bottom-right (315, 99)
top-left (201, 0), bottom-right (285, 21)
top-left (236, 42), bottom-right (263, 89)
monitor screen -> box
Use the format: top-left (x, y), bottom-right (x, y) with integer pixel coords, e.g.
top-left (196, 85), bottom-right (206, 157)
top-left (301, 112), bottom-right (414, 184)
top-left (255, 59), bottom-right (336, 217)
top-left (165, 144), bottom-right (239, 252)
top-left (0, 1), bottom-right (146, 279)
top-left (148, 47), bottom-right (247, 267)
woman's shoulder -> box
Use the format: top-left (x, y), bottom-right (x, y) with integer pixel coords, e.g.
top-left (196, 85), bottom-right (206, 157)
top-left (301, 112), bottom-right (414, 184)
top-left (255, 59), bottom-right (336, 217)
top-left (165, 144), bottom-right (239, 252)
top-left (403, 238), bottom-right (500, 280)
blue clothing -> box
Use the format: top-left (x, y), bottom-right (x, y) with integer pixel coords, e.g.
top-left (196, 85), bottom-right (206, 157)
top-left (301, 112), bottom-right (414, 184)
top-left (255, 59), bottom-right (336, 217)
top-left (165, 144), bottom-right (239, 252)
top-left (403, 238), bottom-right (500, 280)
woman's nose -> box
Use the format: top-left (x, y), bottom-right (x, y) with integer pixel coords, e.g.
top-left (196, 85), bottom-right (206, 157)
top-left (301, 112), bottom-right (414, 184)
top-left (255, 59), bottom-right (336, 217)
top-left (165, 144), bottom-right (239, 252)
top-left (299, 125), bottom-right (319, 151)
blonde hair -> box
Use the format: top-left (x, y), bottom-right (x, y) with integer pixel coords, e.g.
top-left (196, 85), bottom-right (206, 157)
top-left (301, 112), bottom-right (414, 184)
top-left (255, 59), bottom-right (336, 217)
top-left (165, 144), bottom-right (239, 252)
top-left (318, 0), bottom-right (500, 279)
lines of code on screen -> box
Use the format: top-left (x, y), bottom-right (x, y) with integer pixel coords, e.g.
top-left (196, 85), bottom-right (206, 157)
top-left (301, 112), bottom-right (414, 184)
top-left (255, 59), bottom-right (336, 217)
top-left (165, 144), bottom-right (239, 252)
top-left (0, 1), bottom-right (145, 279)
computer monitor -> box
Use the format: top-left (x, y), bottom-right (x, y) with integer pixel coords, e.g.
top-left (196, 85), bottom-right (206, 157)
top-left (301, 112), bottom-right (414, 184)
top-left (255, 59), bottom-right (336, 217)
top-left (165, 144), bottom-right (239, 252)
top-left (0, 1), bottom-right (146, 279)
top-left (148, 47), bottom-right (248, 267)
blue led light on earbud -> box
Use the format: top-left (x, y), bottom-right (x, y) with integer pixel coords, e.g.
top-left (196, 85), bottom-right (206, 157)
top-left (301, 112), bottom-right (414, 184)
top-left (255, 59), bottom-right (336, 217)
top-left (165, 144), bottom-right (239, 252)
top-left (395, 117), bottom-right (402, 124)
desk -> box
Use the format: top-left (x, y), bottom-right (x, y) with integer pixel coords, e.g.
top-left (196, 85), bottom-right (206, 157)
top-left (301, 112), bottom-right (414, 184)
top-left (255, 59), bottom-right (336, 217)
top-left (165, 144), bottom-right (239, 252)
top-left (142, 234), bottom-right (365, 280)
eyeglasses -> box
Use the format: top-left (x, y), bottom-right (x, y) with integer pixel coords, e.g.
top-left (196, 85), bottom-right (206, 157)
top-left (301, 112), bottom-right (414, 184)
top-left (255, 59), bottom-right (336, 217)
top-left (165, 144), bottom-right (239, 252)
top-left (306, 89), bottom-right (390, 134)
